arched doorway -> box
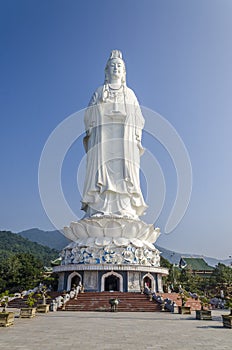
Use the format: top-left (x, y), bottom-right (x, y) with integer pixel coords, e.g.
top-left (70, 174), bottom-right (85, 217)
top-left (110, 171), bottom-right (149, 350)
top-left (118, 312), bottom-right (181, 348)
top-left (67, 272), bottom-right (82, 291)
top-left (143, 276), bottom-right (152, 289)
top-left (101, 271), bottom-right (123, 292)
top-left (105, 275), bottom-right (119, 291)
top-left (142, 273), bottom-right (156, 292)
top-left (71, 275), bottom-right (80, 288)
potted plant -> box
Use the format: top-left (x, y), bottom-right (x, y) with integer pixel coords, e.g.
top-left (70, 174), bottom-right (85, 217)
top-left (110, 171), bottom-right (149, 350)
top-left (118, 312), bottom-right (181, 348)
top-left (36, 286), bottom-right (50, 313)
top-left (0, 291), bottom-right (14, 327)
top-left (178, 291), bottom-right (191, 314)
top-left (20, 293), bottom-right (36, 318)
top-left (196, 296), bottom-right (212, 320)
top-left (222, 297), bottom-right (232, 329)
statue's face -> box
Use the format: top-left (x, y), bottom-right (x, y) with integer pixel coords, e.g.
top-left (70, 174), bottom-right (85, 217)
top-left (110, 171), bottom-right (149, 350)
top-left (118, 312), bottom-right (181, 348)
top-left (107, 58), bottom-right (124, 81)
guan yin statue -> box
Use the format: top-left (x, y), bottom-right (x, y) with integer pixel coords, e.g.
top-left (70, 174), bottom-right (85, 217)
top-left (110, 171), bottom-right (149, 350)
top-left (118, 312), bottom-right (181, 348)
top-left (55, 50), bottom-right (168, 293)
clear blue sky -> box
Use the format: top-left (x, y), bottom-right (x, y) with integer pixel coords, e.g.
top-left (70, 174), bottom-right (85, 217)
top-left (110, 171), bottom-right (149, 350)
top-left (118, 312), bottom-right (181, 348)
top-left (1, 0), bottom-right (232, 259)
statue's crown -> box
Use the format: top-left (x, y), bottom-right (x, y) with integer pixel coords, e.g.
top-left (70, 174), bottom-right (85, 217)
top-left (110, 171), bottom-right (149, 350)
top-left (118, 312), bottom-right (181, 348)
top-left (109, 50), bottom-right (123, 60)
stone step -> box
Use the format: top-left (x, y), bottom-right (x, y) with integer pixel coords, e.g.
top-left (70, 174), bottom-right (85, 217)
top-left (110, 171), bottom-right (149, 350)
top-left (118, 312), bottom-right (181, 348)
top-left (62, 292), bottom-right (162, 312)
top-left (8, 293), bottom-right (57, 309)
top-left (8, 298), bottom-right (28, 308)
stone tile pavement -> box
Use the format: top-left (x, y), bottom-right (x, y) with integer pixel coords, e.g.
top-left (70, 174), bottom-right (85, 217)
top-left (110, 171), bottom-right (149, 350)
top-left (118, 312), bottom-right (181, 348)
top-left (0, 309), bottom-right (231, 350)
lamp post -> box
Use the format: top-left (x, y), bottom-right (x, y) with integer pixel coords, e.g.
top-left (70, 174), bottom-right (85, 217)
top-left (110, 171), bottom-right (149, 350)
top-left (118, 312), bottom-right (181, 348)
top-left (170, 252), bottom-right (177, 289)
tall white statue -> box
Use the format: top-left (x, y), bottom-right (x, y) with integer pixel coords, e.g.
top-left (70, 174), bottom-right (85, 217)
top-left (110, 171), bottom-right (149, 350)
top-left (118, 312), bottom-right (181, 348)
top-left (62, 50), bottom-right (161, 269)
top-left (81, 50), bottom-right (147, 219)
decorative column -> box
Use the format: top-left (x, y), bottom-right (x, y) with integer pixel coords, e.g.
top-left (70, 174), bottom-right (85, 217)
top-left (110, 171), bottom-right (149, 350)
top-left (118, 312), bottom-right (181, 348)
top-left (57, 272), bottom-right (65, 292)
top-left (157, 274), bottom-right (164, 293)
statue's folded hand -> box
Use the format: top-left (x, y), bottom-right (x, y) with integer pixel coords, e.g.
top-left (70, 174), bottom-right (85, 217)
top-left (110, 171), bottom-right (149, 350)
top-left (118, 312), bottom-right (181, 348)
top-left (137, 141), bottom-right (145, 155)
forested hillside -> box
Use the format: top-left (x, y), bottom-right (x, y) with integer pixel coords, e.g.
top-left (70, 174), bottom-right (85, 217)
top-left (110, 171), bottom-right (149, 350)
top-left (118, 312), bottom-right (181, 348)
top-left (0, 231), bottom-right (59, 293)
top-left (0, 230), bottom-right (58, 265)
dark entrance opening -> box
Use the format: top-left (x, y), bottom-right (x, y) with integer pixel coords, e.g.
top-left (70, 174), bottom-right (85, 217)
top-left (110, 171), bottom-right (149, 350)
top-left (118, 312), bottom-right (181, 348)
top-left (143, 276), bottom-right (152, 289)
top-left (105, 275), bottom-right (120, 291)
top-left (71, 275), bottom-right (80, 289)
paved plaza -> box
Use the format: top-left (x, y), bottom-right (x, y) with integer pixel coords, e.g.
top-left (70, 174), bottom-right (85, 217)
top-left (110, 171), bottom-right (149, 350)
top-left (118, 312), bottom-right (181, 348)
top-left (0, 310), bottom-right (231, 350)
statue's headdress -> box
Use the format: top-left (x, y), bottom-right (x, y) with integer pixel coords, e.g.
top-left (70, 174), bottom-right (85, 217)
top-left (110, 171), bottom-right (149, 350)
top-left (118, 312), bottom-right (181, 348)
top-left (109, 50), bottom-right (123, 60)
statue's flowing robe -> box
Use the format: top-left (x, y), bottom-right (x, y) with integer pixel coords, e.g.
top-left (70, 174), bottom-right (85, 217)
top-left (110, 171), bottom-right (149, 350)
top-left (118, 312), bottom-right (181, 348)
top-left (82, 85), bottom-right (147, 218)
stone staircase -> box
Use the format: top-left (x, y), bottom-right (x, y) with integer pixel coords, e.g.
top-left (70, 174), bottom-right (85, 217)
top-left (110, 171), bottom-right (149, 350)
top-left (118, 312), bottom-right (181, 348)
top-left (8, 292), bottom-right (61, 309)
top-left (8, 292), bottom-right (201, 312)
top-left (62, 292), bottom-right (162, 312)
top-left (8, 298), bottom-right (28, 309)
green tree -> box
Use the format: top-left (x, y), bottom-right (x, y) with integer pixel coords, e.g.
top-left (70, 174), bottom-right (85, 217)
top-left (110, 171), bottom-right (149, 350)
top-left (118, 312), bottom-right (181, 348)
top-left (168, 265), bottom-right (181, 291)
top-left (209, 263), bottom-right (232, 297)
top-left (0, 230), bottom-right (59, 293)
top-left (160, 256), bottom-right (172, 269)
top-left (0, 253), bottom-right (44, 293)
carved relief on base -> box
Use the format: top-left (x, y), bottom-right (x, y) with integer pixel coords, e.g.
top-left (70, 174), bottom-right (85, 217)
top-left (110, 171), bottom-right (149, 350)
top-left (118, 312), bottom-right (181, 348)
top-left (84, 271), bottom-right (98, 290)
top-left (128, 271), bottom-right (141, 292)
top-left (60, 240), bottom-right (160, 267)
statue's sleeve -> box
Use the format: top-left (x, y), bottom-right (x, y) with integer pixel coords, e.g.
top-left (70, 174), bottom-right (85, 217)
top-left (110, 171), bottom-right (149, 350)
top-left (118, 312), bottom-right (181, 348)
top-left (132, 92), bottom-right (144, 139)
top-left (83, 88), bottom-right (101, 153)
top-left (127, 88), bottom-right (144, 132)
top-left (84, 90), bottom-right (99, 131)
top-left (88, 91), bottom-right (98, 107)
top-left (131, 90), bottom-right (145, 155)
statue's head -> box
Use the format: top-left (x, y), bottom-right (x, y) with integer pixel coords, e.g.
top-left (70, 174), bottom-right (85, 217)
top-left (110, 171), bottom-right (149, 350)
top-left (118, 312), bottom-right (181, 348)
top-left (104, 50), bottom-right (126, 84)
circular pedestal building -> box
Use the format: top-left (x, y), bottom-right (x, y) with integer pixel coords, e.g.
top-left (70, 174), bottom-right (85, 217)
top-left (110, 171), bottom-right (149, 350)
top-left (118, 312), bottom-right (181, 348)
top-left (54, 217), bottom-right (168, 293)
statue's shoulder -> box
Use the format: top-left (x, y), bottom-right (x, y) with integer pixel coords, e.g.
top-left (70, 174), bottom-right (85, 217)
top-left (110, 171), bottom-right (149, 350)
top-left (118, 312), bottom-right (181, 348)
top-left (89, 86), bottom-right (104, 105)
top-left (94, 85), bottom-right (104, 95)
top-left (125, 86), bottom-right (135, 94)
top-left (125, 86), bottom-right (138, 102)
